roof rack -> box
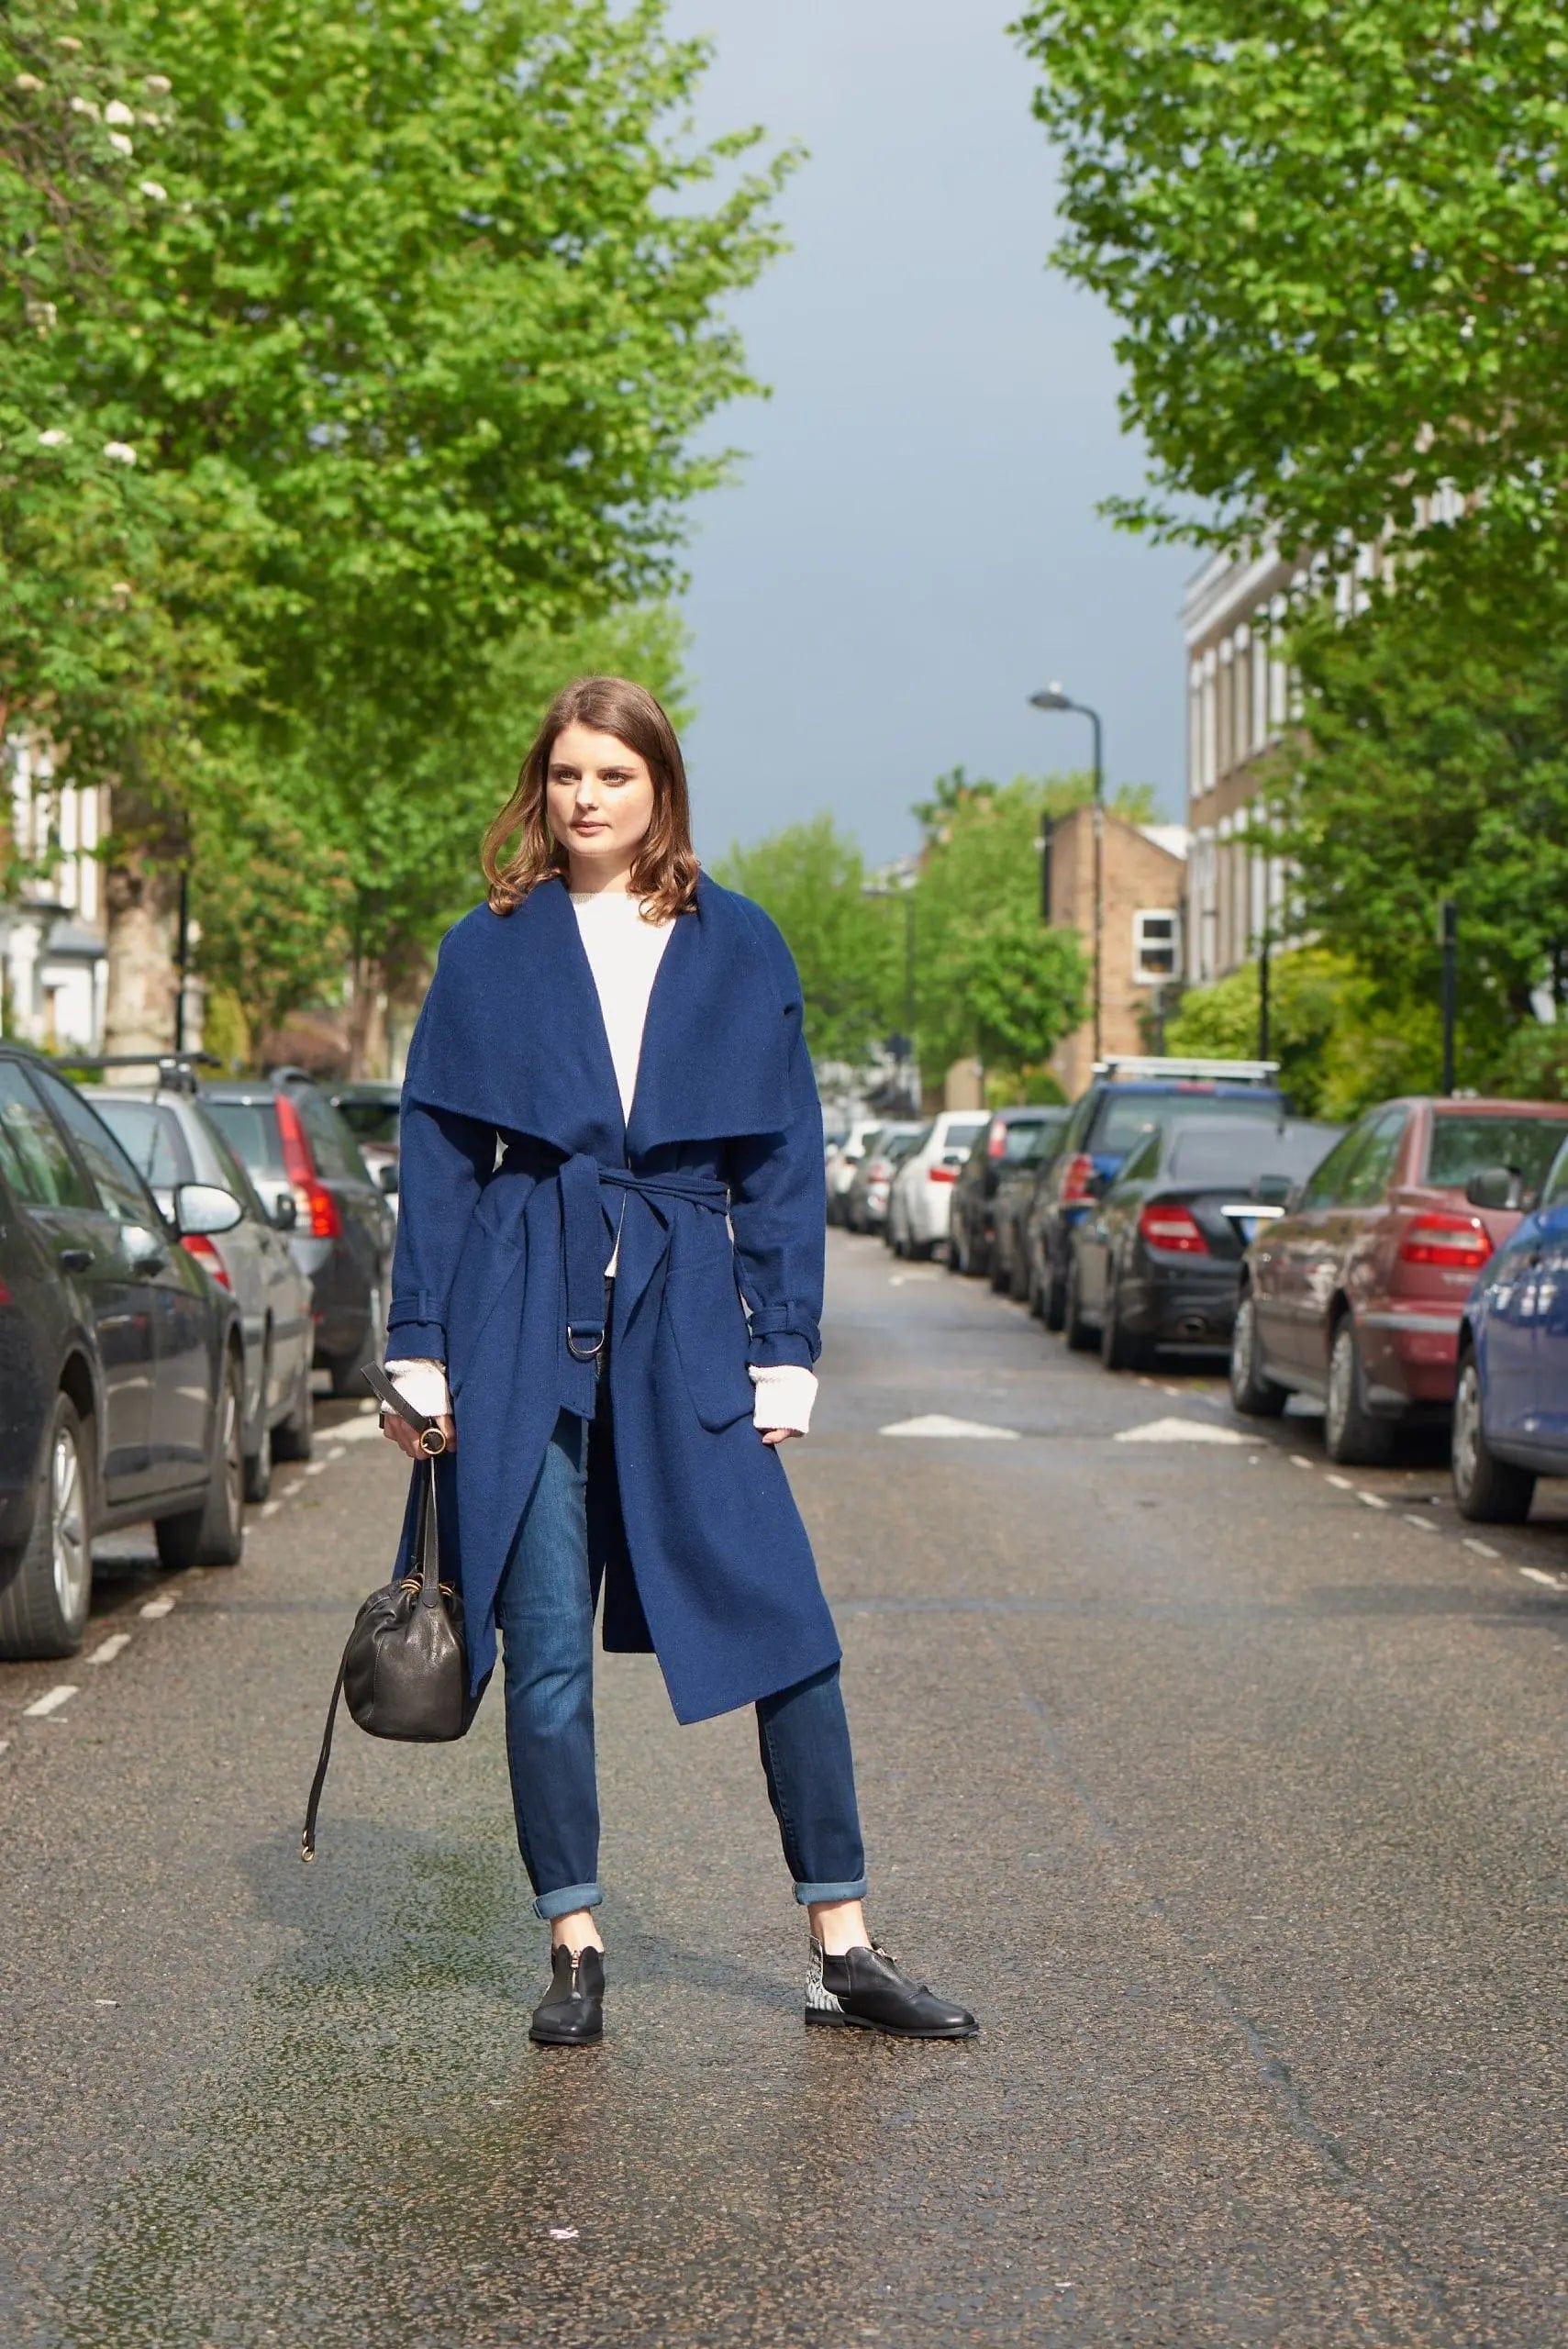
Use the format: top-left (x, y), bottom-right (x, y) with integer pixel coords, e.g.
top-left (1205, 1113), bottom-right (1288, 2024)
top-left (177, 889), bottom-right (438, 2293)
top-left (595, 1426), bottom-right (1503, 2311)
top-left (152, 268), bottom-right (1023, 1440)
top-left (54, 1049), bottom-right (220, 1097)
top-left (1092, 1055), bottom-right (1281, 1086)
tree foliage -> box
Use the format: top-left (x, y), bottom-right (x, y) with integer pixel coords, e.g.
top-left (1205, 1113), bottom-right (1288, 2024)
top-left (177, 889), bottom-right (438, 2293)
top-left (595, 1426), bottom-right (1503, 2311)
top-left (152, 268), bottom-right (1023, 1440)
top-left (1014, 0), bottom-right (1568, 562)
top-left (710, 815), bottom-right (900, 1070)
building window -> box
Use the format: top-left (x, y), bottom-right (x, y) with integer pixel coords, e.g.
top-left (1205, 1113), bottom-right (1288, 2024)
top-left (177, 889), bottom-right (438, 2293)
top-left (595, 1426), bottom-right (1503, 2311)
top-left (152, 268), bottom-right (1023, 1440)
top-left (1132, 908), bottom-right (1180, 985)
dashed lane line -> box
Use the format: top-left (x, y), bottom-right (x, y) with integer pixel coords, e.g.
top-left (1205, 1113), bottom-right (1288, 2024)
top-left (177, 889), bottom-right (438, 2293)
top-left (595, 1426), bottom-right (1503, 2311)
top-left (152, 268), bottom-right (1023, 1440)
top-left (139, 1595), bottom-right (176, 1620)
top-left (1519, 1565), bottom-right (1567, 1591)
top-left (1463, 1537), bottom-right (1501, 1560)
top-left (259, 1498), bottom-right (282, 1519)
top-left (1289, 1454), bottom-right (1315, 1469)
top-left (1356, 1490), bottom-right (1390, 1510)
top-left (1403, 1513), bottom-right (1440, 1535)
top-left (86, 1632), bottom-right (132, 1666)
top-left (22, 1685), bottom-right (76, 1720)
top-left (304, 1460), bottom-right (328, 1477)
top-left (1324, 1473), bottom-right (1354, 1491)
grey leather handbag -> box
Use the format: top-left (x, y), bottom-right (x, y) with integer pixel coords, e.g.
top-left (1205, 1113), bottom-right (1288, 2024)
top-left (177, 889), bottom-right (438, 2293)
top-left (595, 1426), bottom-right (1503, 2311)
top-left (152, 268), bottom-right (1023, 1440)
top-left (301, 1367), bottom-right (476, 1860)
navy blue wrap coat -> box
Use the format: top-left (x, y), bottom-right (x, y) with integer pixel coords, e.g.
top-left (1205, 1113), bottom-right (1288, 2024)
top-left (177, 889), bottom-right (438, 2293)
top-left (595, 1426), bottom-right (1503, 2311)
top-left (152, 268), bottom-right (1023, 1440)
top-left (385, 871), bottom-right (840, 1725)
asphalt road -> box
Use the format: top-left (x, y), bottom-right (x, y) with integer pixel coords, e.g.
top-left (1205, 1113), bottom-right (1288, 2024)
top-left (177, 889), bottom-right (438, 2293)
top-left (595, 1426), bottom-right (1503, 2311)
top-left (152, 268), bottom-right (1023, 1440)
top-left (2, 1228), bottom-right (1565, 2348)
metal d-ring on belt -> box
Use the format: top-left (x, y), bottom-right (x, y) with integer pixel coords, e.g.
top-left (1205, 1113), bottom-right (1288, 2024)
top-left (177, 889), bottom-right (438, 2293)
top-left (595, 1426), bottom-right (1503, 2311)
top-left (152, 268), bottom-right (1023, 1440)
top-left (548, 1150), bottom-right (733, 1368)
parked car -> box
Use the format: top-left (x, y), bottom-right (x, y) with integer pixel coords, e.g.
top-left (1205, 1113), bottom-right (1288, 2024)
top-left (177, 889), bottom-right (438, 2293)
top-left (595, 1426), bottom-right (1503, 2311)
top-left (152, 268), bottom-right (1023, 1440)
top-left (89, 1083), bottom-right (315, 1495)
top-left (202, 1072), bottom-right (395, 1397)
top-left (1451, 1132), bottom-right (1568, 1520)
top-left (0, 1046), bottom-right (247, 1658)
top-left (988, 1115), bottom-right (1071, 1299)
top-left (949, 1107), bottom-right (1069, 1279)
top-left (886, 1112), bottom-right (987, 1258)
top-left (1229, 1096), bottom-right (1568, 1463)
top-left (1065, 1115), bottom-right (1341, 1370)
top-left (844, 1124), bottom-right (921, 1233)
top-left (827, 1118), bottom-right (887, 1226)
top-left (328, 1080), bottom-right (403, 1202)
top-left (1023, 1057), bottom-right (1285, 1330)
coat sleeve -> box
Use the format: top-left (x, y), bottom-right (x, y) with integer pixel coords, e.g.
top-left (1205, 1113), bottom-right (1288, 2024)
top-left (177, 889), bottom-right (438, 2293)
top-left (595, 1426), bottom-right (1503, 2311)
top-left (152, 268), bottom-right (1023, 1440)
top-left (724, 919), bottom-right (826, 1373)
top-left (386, 1097), bottom-right (497, 1359)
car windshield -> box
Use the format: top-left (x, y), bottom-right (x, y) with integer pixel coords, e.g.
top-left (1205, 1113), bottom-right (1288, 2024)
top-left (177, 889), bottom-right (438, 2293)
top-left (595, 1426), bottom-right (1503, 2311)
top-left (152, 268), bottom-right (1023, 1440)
top-left (1163, 1120), bottom-right (1326, 1187)
top-left (1094, 1091), bottom-right (1281, 1156)
top-left (92, 1097), bottom-right (188, 1189)
top-left (335, 1096), bottom-right (401, 1146)
top-left (1424, 1113), bottom-right (1568, 1191)
top-left (942, 1121), bottom-right (984, 1154)
top-left (205, 1100), bottom-right (285, 1174)
top-left (999, 1119), bottom-right (1049, 1161)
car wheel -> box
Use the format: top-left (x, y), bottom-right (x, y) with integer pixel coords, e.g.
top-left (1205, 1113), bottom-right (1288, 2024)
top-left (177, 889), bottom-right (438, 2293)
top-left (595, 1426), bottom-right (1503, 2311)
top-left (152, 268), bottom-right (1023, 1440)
top-left (328, 1278), bottom-right (384, 1399)
top-left (272, 1344), bottom-right (316, 1463)
top-left (0, 1394), bottom-right (94, 1661)
top-left (1229, 1292), bottom-right (1288, 1418)
top-left (951, 1217), bottom-right (972, 1276)
top-left (157, 1350), bottom-right (245, 1570)
top-left (243, 1337), bottom-right (273, 1504)
top-left (1063, 1252), bottom-right (1097, 1352)
top-left (1451, 1353), bottom-right (1535, 1523)
top-left (1100, 1269), bottom-right (1147, 1372)
top-left (1043, 1259), bottom-right (1067, 1333)
top-left (1324, 1317), bottom-right (1395, 1465)
top-left (989, 1237), bottom-right (1010, 1293)
top-left (1008, 1246), bottom-right (1030, 1304)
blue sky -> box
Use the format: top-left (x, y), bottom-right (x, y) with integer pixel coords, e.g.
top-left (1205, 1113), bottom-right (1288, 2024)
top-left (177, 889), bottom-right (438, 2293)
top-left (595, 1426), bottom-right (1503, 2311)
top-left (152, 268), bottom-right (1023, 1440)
top-left (659, 0), bottom-right (1197, 870)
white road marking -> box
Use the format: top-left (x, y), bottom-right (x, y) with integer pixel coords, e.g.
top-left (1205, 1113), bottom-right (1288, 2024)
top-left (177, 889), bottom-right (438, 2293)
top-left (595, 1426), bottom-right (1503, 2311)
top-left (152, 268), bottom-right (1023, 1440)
top-left (0, 1740), bottom-right (8, 1758)
top-left (1519, 1565), bottom-right (1565, 1590)
top-left (1325, 1473), bottom-right (1354, 1491)
top-left (87, 1632), bottom-right (132, 1666)
top-left (1356, 1490), bottom-right (1390, 1510)
top-left (1113, 1417), bottom-right (1251, 1446)
top-left (327, 1444), bottom-right (345, 1462)
top-left (139, 1595), bottom-right (176, 1620)
top-left (278, 1481), bottom-right (303, 1498)
top-left (334, 1417), bottom-right (387, 1442)
top-left (880, 1413), bottom-right (1020, 1440)
top-left (304, 1460), bottom-right (328, 1477)
top-left (1161, 1384), bottom-right (1183, 1397)
top-left (1403, 1512), bottom-right (1439, 1534)
top-left (23, 1684), bottom-right (77, 1719)
top-left (260, 1499), bottom-right (282, 1519)
top-left (1463, 1537), bottom-right (1500, 1560)
top-left (1289, 1453), bottom-right (1315, 1469)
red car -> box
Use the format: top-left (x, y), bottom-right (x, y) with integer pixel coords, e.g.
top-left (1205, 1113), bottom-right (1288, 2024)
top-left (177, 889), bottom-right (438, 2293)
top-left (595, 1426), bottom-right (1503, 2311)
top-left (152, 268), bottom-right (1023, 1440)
top-left (1229, 1096), bottom-right (1568, 1462)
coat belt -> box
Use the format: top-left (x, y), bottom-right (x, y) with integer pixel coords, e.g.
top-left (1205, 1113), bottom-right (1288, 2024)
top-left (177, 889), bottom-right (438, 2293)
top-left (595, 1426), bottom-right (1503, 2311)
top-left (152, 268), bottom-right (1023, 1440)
top-left (545, 1151), bottom-right (732, 1363)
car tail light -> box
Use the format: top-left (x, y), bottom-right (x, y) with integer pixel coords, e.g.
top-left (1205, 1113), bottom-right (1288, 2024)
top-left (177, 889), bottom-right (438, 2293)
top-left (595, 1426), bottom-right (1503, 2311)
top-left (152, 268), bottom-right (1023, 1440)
top-left (1398, 1212), bottom-right (1492, 1269)
top-left (275, 1094), bottom-right (342, 1239)
top-left (180, 1232), bottom-right (231, 1287)
top-left (1138, 1201), bottom-right (1209, 1255)
top-left (929, 1164), bottom-right (958, 1183)
top-left (1060, 1152), bottom-right (1096, 1204)
top-left (986, 1118), bottom-right (1007, 1160)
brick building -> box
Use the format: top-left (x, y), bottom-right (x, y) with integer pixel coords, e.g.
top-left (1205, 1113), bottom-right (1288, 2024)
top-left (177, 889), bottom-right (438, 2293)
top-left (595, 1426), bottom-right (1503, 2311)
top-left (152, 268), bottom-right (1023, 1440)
top-left (1046, 804), bottom-right (1187, 1097)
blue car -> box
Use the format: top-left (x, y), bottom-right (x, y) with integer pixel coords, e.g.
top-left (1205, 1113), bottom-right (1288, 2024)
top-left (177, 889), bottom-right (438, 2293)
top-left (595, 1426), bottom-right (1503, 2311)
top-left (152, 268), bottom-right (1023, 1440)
top-left (1452, 1135), bottom-right (1568, 1521)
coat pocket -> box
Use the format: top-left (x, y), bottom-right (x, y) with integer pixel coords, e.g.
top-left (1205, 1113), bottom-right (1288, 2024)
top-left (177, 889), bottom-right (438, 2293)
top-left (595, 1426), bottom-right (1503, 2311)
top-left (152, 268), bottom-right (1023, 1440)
top-left (667, 1256), bottom-right (756, 1431)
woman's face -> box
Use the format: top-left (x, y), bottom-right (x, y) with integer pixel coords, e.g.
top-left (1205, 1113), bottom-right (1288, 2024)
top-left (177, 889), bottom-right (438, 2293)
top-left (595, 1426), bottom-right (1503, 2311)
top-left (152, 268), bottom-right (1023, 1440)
top-left (546, 722), bottom-right (656, 886)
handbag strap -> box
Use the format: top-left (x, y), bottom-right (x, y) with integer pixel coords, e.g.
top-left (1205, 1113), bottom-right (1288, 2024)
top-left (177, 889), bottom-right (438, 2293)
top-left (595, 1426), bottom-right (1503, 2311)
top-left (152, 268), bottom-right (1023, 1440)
top-left (361, 1363), bottom-right (448, 1453)
top-left (301, 1651), bottom-right (346, 1863)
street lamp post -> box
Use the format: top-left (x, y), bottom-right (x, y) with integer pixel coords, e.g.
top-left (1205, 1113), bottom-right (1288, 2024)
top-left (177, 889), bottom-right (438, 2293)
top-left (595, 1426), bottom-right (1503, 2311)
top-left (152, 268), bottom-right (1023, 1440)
top-left (1029, 685), bottom-right (1104, 1063)
top-left (861, 871), bottom-right (918, 1114)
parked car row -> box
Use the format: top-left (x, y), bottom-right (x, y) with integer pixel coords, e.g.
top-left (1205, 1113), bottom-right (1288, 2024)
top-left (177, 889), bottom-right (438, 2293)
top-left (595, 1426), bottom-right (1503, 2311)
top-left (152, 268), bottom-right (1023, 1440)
top-left (832, 1054), bottom-right (1568, 1532)
top-left (0, 1046), bottom-right (398, 1662)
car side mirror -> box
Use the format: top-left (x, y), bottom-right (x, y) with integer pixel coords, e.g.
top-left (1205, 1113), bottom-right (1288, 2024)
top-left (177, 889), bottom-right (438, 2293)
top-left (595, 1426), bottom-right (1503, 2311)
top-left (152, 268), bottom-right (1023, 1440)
top-left (271, 1189), bottom-right (299, 1231)
top-left (1254, 1173), bottom-right (1293, 1207)
top-left (376, 1161), bottom-right (399, 1197)
top-left (174, 1181), bottom-right (244, 1237)
top-left (1465, 1165), bottom-right (1520, 1212)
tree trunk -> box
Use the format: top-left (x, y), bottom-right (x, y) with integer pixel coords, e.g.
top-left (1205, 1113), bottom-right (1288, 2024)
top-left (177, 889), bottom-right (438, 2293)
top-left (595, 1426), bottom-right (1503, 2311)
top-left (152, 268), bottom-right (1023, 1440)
top-left (103, 809), bottom-right (183, 1059)
top-left (344, 949), bottom-right (385, 1080)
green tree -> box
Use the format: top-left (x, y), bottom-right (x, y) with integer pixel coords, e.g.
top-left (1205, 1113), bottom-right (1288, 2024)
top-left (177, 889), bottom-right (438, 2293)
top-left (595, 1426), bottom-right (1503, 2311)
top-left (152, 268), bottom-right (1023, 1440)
top-left (1013, 0), bottom-right (1568, 564)
top-left (710, 815), bottom-right (900, 1069)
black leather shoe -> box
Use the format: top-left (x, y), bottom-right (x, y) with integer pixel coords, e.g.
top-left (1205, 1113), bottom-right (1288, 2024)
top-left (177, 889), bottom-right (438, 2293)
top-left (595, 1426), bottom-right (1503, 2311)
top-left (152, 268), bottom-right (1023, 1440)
top-left (529, 1943), bottom-right (605, 2045)
top-left (805, 1940), bottom-right (978, 2039)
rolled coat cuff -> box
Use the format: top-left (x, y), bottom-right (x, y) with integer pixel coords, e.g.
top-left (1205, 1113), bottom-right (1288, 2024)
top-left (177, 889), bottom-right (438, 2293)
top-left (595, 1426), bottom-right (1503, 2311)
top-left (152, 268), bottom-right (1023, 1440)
top-left (749, 1362), bottom-right (817, 1435)
top-left (744, 1303), bottom-right (820, 1372)
top-left (385, 1317), bottom-right (446, 1358)
top-left (383, 1358), bottom-right (452, 1419)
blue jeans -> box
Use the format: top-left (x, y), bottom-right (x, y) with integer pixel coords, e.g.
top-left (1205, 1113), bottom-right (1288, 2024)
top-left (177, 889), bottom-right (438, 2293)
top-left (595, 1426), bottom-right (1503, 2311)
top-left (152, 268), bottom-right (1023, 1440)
top-left (494, 1395), bottom-right (867, 1923)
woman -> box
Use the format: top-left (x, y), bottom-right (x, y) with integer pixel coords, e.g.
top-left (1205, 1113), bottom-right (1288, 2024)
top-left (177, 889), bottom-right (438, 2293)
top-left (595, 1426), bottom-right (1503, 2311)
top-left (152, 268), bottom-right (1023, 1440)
top-left (381, 675), bottom-right (975, 2047)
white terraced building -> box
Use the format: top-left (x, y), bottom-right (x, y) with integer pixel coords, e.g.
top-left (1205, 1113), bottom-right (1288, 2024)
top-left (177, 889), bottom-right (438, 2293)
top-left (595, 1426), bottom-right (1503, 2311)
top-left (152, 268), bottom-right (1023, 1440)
top-left (0, 736), bottom-right (109, 1052)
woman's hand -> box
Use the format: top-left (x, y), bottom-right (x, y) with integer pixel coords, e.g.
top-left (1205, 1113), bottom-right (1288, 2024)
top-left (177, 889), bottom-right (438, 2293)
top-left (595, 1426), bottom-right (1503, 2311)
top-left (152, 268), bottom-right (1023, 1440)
top-left (760, 1426), bottom-right (801, 1447)
top-left (382, 1411), bottom-right (457, 1460)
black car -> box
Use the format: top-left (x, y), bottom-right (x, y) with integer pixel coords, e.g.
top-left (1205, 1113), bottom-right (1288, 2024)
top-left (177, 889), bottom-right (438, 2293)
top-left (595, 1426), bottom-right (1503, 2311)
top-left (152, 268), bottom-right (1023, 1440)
top-left (1022, 1057), bottom-right (1286, 1330)
top-left (328, 1080), bottom-right (402, 1198)
top-left (1064, 1114), bottom-right (1340, 1370)
top-left (0, 1046), bottom-right (247, 1659)
top-left (203, 1072), bottom-right (395, 1396)
top-left (988, 1115), bottom-right (1069, 1298)
top-left (948, 1107), bottom-right (1068, 1279)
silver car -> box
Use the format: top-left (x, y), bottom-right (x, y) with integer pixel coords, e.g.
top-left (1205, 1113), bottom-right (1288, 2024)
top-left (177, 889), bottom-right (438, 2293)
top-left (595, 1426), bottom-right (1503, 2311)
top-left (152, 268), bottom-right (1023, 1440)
top-left (90, 1085), bottom-right (316, 1498)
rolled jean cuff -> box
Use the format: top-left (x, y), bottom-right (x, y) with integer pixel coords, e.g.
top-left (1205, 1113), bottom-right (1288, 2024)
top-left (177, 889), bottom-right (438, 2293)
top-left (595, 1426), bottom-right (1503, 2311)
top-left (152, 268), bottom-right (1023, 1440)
top-left (793, 1876), bottom-right (869, 1907)
top-left (532, 1880), bottom-right (604, 1922)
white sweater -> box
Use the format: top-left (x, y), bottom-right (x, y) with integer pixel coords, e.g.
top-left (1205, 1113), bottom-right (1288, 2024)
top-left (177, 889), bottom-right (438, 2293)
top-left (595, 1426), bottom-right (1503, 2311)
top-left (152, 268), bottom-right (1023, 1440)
top-left (386, 886), bottom-right (817, 1435)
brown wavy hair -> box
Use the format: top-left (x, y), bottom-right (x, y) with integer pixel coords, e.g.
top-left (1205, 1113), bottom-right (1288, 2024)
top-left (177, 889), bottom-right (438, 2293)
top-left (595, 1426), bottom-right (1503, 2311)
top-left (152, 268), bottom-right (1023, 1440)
top-left (481, 675), bottom-right (700, 920)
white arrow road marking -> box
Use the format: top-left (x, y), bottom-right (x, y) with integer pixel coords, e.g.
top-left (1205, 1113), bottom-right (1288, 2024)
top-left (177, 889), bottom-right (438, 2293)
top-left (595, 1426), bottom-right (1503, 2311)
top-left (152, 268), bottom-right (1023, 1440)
top-left (23, 1684), bottom-right (77, 1719)
top-left (879, 1413), bottom-right (1021, 1440)
top-left (1113, 1417), bottom-right (1251, 1446)
top-left (87, 1632), bottom-right (132, 1666)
